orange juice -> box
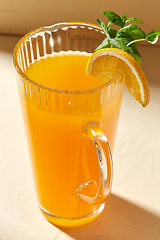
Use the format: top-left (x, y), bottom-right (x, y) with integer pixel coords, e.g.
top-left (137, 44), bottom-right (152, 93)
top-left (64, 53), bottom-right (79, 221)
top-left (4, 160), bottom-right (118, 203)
top-left (18, 51), bottom-right (123, 226)
top-left (25, 51), bottom-right (104, 90)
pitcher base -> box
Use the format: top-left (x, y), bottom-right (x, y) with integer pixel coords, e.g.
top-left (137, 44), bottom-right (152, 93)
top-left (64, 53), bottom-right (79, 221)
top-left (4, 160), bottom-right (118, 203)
top-left (39, 203), bottom-right (105, 227)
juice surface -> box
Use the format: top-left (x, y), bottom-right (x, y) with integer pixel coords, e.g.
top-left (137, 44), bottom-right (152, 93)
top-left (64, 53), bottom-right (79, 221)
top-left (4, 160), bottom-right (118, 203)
top-left (20, 51), bottom-right (123, 226)
top-left (25, 51), bottom-right (103, 90)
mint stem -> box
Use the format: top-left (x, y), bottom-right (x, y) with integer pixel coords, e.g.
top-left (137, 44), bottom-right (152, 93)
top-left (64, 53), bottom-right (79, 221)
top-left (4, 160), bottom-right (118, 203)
top-left (127, 38), bottom-right (146, 46)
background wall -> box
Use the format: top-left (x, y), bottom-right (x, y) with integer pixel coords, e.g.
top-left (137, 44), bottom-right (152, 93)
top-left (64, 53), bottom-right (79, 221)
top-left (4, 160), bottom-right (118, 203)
top-left (0, 0), bottom-right (160, 45)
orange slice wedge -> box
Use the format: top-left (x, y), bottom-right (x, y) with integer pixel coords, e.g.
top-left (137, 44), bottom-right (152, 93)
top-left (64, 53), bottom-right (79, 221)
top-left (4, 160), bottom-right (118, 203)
top-left (86, 48), bottom-right (150, 107)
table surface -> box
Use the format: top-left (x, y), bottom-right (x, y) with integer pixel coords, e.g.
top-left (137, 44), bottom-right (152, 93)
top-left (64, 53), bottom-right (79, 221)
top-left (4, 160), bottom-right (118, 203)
top-left (0, 35), bottom-right (160, 240)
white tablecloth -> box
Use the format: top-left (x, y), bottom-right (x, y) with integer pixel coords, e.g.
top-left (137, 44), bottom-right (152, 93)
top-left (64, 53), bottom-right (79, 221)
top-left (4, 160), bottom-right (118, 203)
top-left (0, 35), bottom-right (160, 240)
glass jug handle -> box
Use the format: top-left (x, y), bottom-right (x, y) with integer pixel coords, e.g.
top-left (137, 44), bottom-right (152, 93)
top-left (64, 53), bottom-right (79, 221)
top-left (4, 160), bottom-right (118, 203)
top-left (75, 122), bottom-right (113, 205)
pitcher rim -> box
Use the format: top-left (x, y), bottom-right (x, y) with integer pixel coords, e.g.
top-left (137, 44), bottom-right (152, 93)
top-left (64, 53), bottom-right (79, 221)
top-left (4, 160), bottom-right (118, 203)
top-left (13, 22), bottom-right (123, 94)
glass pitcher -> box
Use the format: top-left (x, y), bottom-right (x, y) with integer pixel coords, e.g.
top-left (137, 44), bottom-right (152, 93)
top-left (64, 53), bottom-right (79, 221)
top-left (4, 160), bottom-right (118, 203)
top-left (13, 22), bottom-right (124, 227)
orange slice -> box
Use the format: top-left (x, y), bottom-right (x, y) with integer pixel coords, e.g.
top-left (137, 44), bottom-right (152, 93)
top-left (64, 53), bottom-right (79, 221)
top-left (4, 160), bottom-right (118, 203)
top-left (86, 48), bottom-right (150, 107)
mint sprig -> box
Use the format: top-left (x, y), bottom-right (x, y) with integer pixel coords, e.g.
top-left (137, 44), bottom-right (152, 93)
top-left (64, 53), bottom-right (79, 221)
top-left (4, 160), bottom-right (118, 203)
top-left (96, 11), bottom-right (160, 66)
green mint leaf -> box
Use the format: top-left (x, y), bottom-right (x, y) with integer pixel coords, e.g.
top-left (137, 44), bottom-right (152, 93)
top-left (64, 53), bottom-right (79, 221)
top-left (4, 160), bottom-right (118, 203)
top-left (96, 10), bottom-right (160, 65)
top-left (117, 24), bottom-right (146, 40)
top-left (107, 28), bottom-right (117, 38)
top-left (126, 17), bottom-right (143, 24)
top-left (147, 30), bottom-right (160, 36)
top-left (95, 37), bottom-right (110, 51)
top-left (96, 18), bottom-right (108, 35)
top-left (116, 32), bottom-right (134, 42)
top-left (122, 14), bottom-right (127, 24)
top-left (146, 34), bottom-right (158, 44)
top-left (107, 21), bottom-right (113, 28)
top-left (117, 34), bottom-right (141, 56)
top-left (129, 53), bottom-right (141, 66)
top-left (128, 43), bottom-right (141, 57)
top-left (146, 30), bottom-right (160, 44)
top-left (102, 10), bottom-right (124, 28)
top-left (109, 38), bottom-right (130, 51)
top-left (117, 34), bottom-right (141, 65)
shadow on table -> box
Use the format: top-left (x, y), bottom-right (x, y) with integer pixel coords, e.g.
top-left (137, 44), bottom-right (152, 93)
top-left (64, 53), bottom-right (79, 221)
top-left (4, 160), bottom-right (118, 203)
top-left (59, 194), bottom-right (160, 240)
